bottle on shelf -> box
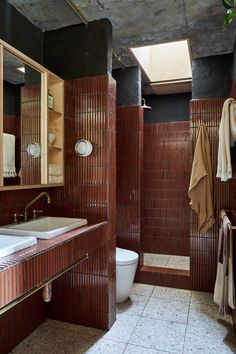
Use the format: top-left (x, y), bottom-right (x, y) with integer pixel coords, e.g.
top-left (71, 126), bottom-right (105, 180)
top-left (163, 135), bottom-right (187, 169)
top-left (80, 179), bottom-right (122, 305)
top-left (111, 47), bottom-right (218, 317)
top-left (48, 90), bottom-right (54, 110)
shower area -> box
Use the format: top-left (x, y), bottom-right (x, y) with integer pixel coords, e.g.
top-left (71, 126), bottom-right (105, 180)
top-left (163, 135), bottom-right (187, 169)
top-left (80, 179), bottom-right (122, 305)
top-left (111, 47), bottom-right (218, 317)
top-left (141, 116), bottom-right (190, 273)
top-left (114, 64), bottom-right (192, 288)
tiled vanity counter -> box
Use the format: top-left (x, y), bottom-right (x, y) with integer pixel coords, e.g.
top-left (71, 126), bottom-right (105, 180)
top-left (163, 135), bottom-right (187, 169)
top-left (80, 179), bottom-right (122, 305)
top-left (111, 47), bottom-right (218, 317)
top-left (0, 222), bottom-right (108, 309)
top-left (0, 221), bottom-right (116, 353)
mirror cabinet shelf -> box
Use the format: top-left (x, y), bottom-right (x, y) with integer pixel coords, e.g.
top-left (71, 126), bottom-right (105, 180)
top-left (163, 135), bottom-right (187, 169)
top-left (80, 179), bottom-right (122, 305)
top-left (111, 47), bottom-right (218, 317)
top-left (0, 39), bottom-right (64, 190)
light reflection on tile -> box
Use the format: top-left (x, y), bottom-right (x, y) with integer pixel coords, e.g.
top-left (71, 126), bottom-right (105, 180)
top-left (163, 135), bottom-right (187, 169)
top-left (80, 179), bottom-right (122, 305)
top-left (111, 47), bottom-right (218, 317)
top-left (143, 253), bottom-right (190, 271)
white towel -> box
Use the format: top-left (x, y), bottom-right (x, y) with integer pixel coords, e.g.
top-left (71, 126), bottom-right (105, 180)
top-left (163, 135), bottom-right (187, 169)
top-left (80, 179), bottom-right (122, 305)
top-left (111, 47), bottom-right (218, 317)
top-left (214, 210), bottom-right (235, 317)
top-left (216, 98), bottom-right (236, 181)
top-left (3, 133), bottom-right (17, 178)
top-left (49, 175), bottom-right (63, 183)
top-left (49, 164), bottom-right (63, 177)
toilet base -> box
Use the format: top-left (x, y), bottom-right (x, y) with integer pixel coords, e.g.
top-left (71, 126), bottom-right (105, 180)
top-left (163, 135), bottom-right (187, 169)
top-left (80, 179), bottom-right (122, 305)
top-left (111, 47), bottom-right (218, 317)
top-left (116, 261), bottom-right (138, 303)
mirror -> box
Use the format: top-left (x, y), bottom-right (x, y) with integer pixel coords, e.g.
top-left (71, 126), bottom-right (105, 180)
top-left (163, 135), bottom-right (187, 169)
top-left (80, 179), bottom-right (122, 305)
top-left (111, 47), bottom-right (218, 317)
top-left (3, 49), bottom-right (42, 186)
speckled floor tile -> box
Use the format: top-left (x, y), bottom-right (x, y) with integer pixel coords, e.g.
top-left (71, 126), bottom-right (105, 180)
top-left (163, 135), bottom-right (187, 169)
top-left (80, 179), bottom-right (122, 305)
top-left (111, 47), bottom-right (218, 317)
top-left (183, 322), bottom-right (236, 354)
top-left (84, 338), bottom-right (127, 353)
top-left (144, 253), bottom-right (170, 267)
top-left (129, 317), bottom-right (186, 353)
top-left (188, 301), bottom-right (233, 327)
top-left (11, 319), bottom-right (104, 354)
top-left (116, 294), bottom-right (149, 317)
top-left (166, 256), bottom-right (190, 271)
top-left (191, 291), bottom-right (214, 305)
top-left (104, 314), bottom-right (139, 343)
top-left (142, 297), bottom-right (189, 324)
top-left (151, 286), bottom-right (191, 302)
top-left (124, 344), bottom-right (172, 354)
top-left (131, 283), bottom-right (154, 297)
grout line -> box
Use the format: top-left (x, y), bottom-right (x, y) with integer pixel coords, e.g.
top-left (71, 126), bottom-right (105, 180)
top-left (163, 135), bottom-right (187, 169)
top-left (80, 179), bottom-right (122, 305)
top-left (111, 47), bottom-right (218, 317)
top-left (182, 290), bottom-right (192, 354)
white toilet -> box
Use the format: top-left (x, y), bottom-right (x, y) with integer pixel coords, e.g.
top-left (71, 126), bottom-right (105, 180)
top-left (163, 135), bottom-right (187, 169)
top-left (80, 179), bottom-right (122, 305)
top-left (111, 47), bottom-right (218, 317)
top-left (116, 247), bottom-right (139, 303)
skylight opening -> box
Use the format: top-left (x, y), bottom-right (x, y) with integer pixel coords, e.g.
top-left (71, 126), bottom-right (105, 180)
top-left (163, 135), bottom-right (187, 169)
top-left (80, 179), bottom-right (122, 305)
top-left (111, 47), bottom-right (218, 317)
top-left (130, 39), bottom-right (192, 84)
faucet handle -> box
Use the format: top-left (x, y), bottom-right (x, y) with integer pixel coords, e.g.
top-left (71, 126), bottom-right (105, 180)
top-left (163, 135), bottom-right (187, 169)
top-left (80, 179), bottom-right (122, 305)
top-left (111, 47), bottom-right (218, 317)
top-left (32, 209), bottom-right (43, 220)
top-left (13, 213), bottom-right (24, 224)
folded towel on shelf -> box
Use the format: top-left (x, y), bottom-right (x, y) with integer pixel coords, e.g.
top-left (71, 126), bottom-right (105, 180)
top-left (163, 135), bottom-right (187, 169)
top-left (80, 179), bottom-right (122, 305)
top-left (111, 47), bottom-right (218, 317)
top-left (3, 133), bottom-right (17, 178)
top-left (188, 124), bottom-right (215, 234)
top-left (49, 164), bottom-right (63, 177)
top-left (216, 98), bottom-right (236, 182)
top-left (214, 210), bottom-right (235, 317)
top-left (49, 175), bottom-right (63, 184)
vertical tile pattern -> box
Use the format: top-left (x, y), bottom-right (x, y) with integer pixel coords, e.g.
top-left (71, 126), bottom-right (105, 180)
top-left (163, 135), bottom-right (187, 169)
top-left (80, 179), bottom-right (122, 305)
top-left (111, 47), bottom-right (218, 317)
top-left (190, 98), bottom-right (229, 292)
top-left (141, 122), bottom-right (190, 256)
top-left (116, 106), bottom-right (143, 253)
top-left (0, 292), bottom-right (47, 354)
top-left (0, 74), bottom-right (116, 353)
top-left (20, 84), bottom-right (41, 185)
top-left (48, 75), bottom-right (116, 330)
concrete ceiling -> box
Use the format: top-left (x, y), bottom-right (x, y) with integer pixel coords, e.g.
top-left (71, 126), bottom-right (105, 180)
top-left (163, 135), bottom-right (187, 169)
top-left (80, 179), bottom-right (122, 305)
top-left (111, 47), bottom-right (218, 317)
top-left (7, 0), bottom-right (236, 91)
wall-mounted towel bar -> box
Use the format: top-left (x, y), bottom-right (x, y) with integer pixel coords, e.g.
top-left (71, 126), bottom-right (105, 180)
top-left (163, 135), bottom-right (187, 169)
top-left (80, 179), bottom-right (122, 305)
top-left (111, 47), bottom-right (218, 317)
top-left (220, 209), bottom-right (236, 230)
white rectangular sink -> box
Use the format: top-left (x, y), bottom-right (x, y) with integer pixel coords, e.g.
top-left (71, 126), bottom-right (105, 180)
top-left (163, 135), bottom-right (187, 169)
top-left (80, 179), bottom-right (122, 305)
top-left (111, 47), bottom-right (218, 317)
top-left (0, 234), bottom-right (37, 259)
top-left (0, 217), bottom-right (88, 239)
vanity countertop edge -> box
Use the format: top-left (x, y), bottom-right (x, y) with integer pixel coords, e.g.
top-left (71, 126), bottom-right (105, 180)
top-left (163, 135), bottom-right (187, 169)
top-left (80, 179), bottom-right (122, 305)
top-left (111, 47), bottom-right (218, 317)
top-left (0, 221), bottom-right (108, 310)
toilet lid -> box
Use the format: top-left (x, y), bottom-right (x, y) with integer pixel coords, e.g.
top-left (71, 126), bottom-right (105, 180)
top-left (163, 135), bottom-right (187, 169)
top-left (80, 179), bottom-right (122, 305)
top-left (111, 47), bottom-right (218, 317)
top-left (116, 247), bottom-right (139, 265)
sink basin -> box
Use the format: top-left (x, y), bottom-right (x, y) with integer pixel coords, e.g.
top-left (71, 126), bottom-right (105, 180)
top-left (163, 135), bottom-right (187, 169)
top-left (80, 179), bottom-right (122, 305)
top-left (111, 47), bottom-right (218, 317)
top-left (0, 234), bottom-right (37, 259)
top-left (0, 217), bottom-right (87, 239)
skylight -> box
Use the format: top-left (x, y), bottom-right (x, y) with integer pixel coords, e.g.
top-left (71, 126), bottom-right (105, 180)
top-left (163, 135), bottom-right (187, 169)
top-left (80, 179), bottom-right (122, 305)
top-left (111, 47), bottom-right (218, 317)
top-left (130, 39), bottom-right (192, 94)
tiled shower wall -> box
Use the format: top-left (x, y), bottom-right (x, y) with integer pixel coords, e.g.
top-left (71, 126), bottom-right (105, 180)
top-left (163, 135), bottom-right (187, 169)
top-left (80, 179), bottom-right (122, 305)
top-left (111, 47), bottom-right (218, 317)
top-left (116, 106), bottom-right (143, 255)
top-left (190, 98), bottom-right (229, 292)
top-left (0, 74), bottom-right (116, 353)
top-left (141, 122), bottom-right (190, 256)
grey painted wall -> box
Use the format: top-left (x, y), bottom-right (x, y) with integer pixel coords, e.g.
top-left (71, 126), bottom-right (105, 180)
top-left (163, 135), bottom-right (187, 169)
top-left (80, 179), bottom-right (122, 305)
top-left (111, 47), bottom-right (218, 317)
top-left (112, 66), bottom-right (141, 106)
top-left (143, 93), bottom-right (191, 124)
top-left (232, 42), bottom-right (236, 79)
top-left (192, 53), bottom-right (233, 99)
top-left (43, 19), bottom-right (112, 80)
top-left (0, 0), bottom-right (43, 63)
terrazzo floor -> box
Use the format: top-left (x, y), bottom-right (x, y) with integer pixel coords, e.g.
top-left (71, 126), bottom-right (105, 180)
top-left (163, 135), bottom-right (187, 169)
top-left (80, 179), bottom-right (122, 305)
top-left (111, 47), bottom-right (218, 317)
top-left (11, 283), bottom-right (236, 354)
top-left (143, 253), bottom-right (190, 271)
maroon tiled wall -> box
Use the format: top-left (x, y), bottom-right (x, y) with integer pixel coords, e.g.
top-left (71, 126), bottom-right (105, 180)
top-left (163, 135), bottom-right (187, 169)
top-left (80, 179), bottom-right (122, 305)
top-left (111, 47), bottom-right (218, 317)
top-left (116, 106), bottom-right (143, 254)
top-left (190, 98), bottom-right (229, 292)
top-left (141, 122), bottom-right (190, 256)
top-left (48, 75), bottom-right (116, 329)
top-left (20, 84), bottom-right (41, 185)
top-left (0, 292), bottom-right (47, 354)
top-left (0, 74), bottom-right (116, 353)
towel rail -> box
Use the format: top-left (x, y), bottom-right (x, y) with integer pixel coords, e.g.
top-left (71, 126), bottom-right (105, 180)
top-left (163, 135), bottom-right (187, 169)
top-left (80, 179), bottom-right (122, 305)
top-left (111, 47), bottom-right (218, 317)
top-left (220, 209), bottom-right (236, 231)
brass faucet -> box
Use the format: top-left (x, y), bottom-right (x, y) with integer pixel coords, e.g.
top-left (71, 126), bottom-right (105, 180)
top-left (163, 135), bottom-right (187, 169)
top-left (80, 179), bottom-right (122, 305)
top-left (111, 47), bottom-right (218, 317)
top-left (24, 192), bottom-right (51, 221)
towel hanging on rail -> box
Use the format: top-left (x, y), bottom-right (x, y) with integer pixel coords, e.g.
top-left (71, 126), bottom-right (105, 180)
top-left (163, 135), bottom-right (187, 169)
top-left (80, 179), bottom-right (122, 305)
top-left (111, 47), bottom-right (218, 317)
top-left (188, 124), bottom-right (215, 234)
top-left (214, 210), bottom-right (235, 317)
top-left (216, 98), bottom-right (236, 181)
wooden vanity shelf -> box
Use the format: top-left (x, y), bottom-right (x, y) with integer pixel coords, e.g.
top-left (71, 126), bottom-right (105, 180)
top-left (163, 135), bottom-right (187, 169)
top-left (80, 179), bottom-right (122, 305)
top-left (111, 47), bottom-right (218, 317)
top-left (47, 73), bottom-right (64, 185)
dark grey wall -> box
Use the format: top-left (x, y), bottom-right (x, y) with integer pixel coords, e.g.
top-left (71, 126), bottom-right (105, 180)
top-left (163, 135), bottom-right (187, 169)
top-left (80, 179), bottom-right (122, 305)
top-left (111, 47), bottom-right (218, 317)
top-left (232, 41), bottom-right (236, 81)
top-left (112, 66), bottom-right (141, 106)
top-left (192, 53), bottom-right (233, 99)
top-left (143, 93), bottom-right (191, 124)
top-left (43, 19), bottom-right (112, 80)
top-left (0, 0), bottom-right (43, 63)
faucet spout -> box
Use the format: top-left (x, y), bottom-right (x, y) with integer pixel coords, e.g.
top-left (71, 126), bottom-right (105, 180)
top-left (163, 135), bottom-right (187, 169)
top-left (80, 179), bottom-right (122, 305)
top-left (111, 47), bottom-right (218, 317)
top-left (24, 192), bottom-right (51, 221)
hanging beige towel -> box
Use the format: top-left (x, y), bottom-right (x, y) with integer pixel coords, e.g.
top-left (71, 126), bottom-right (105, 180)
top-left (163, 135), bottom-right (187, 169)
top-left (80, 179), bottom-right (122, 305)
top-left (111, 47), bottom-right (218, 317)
top-left (214, 210), bottom-right (235, 317)
top-left (188, 124), bottom-right (215, 234)
top-left (3, 133), bottom-right (17, 178)
top-left (216, 98), bottom-right (236, 181)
